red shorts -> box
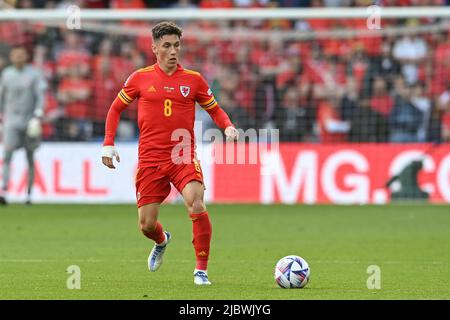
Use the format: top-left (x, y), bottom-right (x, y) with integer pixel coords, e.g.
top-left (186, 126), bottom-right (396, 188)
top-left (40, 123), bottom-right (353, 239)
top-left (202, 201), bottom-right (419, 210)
top-left (135, 159), bottom-right (204, 208)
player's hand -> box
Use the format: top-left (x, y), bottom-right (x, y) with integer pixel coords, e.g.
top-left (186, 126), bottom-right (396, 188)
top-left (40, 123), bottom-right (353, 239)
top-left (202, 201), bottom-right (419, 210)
top-left (26, 117), bottom-right (42, 138)
top-left (102, 145), bottom-right (120, 169)
top-left (225, 126), bottom-right (239, 142)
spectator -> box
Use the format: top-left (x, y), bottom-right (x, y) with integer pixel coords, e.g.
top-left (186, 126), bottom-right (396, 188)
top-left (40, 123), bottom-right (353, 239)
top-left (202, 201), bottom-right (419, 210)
top-left (32, 44), bottom-right (56, 87)
top-left (219, 91), bottom-right (253, 131)
top-left (149, 0), bottom-right (180, 7)
top-left (253, 69), bottom-right (278, 130)
top-left (340, 77), bottom-right (359, 122)
top-left (277, 0), bottom-right (311, 6)
top-left (0, 0), bottom-right (15, 8)
top-left (55, 31), bottom-right (91, 79)
top-left (171, 0), bottom-right (197, 8)
top-left (57, 66), bottom-right (93, 141)
top-left (341, 77), bottom-right (387, 142)
top-left (110, 0), bottom-right (145, 8)
top-left (16, 0), bottom-right (33, 8)
top-left (363, 39), bottom-right (401, 97)
top-left (0, 20), bottom-right (30, 47)
top-left (410, 82), bottom-right (432, 142)
top-left (369, 76), bottom-right (394, 118)
top-left (318, 95), bottom-right (350, 143)
top-left (275, 85), bottom-right (313, 141)
top-left (437, 87), bottom-right (450, 141)
top-left (346, 47), bottom-right (369, 92)
top-left (92, 38), bottom-right (121, 137)
top-left (199, 0), bottom-right (233, 7)
top-left (392, 33), bottom-right (427, 85)
top-left (82, 0), bottom-right (109, 8)
top-left (276, 44), bottom-right (302, 90)
top-left (304, 45), bottom-right (346, 101)
top-left (234, 0), bottom-right (269, 7)
top-left (430, 31), bottom-right (450, 97)
top-left (388, 84), bottom-right (423, 142)
top-left (323, 0), bottom-right (351, 5)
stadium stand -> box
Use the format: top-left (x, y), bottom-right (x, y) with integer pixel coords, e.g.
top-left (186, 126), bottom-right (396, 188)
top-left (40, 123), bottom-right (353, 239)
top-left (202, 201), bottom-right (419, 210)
top-left (0, 0), bottom-right (449, 145)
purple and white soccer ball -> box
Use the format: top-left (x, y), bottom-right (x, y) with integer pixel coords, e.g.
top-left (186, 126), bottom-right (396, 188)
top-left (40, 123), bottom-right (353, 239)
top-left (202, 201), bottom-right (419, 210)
top-left (274, 255), bottom-right (310, 289)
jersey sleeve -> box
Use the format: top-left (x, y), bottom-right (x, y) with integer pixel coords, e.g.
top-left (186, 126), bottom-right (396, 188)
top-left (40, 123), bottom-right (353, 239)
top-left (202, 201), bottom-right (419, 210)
top-left (195, 75), bottom-right (218, 111)
top-left (117, 71), bottom-right (140, 105)
top-left (0, 72), bottom-right (4, 115)
top-left (32, 70), bottom-right (47, 118)
top-left (103, 71), bottom-right (140, 146)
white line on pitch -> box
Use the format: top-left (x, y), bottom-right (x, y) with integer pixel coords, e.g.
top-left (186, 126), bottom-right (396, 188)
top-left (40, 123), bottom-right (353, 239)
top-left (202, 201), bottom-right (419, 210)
top-left (0, 259), bottom-right (449, 265)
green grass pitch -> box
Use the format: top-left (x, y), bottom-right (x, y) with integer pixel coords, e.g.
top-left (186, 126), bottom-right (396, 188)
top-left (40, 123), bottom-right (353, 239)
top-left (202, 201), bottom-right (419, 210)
top-left (0, 204), bottom-right (449, 300)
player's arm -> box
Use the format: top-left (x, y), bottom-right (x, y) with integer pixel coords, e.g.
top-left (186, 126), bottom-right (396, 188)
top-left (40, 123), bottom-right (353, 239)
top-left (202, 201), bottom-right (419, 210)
top-left (0, 72), bottom-right (5, 117)
top-left (26, 71), bottom-right (48, 138)
top-left (0, 72), bottom-right (5, 135)
top-left (32, 71), bottom-right (47, 118)
top-left (196, 76), bottom-right (239, 141)
top-left (102, 72), bottom-right (140, 169)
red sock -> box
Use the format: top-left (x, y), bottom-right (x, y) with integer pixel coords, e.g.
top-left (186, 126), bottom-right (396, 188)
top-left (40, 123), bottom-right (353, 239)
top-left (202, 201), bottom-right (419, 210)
top-left (190, 211), bottom-right (212, 271)
top-left (142, 221), bottom-right (166, 245)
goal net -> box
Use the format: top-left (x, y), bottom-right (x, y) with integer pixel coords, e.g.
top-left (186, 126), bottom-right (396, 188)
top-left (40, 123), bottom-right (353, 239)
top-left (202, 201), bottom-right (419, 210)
top-left (0, 7), bottom-right (449, 204)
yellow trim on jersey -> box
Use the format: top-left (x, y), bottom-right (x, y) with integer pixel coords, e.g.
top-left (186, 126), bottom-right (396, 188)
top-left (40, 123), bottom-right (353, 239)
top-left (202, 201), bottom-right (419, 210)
top-left (118, 93), bottom-right (129, 105)
top-left (138, 66), bottom-right (155, 73)
top-left (199, 96), bottom-right (215, 107)
top-left (183, 69), bottom-right (200, 76)
top-left (118, 90), bottom-right (132, 105)
top-left (203, 102), bottom-right (218, 111)
top-left (120, 89), bottom-right (133, 103)
top-left (201, 97), bottom-right (217, 110)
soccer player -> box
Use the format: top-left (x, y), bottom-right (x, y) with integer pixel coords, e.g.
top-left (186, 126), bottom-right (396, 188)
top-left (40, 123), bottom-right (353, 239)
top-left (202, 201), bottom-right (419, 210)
top-left (101, 21), bottom-right (239, 285)
top-left (0, 46), bottom-right (46, 205)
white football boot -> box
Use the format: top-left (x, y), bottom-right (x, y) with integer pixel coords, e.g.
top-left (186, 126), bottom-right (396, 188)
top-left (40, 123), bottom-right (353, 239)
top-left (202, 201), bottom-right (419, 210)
top-left (194, 269), bottom-right (212, 285)
top-left (148, 231), bottom-right (171, 272)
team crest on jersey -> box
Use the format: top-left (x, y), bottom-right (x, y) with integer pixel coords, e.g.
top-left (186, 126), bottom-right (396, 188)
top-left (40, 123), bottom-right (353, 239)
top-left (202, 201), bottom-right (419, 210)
top-left (180, 86), bottom-right (190, 97)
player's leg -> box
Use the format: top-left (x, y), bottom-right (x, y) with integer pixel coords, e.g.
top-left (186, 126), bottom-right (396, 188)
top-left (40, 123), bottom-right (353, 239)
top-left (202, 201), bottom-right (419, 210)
top-left (135, 166), bottom-right (172, 271)
top-left (138, 202), bottom-right (166, 244)
top-left (0, 127), bottom-right (23, 205)
top-left (0, 148), bottom-right (13, 205)
top-left (181, 180), bottom-right (212, 285)
top-left (138, 202), bottom-right (171, 272)
top-left (24, 146), bottom-right (36, 205)
top-left (23, 134), bottom-right (40, 205)
top-left (170, 159), bottom-right (212, 285)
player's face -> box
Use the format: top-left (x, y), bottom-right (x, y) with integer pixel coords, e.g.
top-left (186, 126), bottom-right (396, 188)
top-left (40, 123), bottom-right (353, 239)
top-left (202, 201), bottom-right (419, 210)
top-left (10, 48), bottom-right (28, 68)
top-left (152, 34), bottom-right (180, 72)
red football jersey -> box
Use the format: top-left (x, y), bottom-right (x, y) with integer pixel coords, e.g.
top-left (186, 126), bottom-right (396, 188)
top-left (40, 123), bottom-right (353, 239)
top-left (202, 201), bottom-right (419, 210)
top-left (117, 63), bottom-right (219, 167)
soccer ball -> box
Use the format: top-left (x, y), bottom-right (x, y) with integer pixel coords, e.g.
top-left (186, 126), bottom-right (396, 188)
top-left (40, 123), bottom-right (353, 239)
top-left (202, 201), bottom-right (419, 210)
top-left (274, 255), bottom-right (310, 289)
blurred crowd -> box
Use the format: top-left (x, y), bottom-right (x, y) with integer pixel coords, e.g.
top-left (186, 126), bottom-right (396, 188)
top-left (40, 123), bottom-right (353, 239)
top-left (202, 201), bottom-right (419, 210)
top-left (2, 0), bottom-right (450, 9)
top-left (0, 0), bottom-right (449, 143)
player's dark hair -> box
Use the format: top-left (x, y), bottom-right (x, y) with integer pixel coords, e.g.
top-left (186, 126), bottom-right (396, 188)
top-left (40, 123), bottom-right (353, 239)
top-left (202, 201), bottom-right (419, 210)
top-left (151, 21), bottom-right (183, 41)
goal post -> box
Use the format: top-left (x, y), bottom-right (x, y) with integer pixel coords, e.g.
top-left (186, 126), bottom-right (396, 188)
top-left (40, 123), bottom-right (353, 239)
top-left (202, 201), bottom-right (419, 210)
top-left (0, 7), bottom-right (449, 20)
